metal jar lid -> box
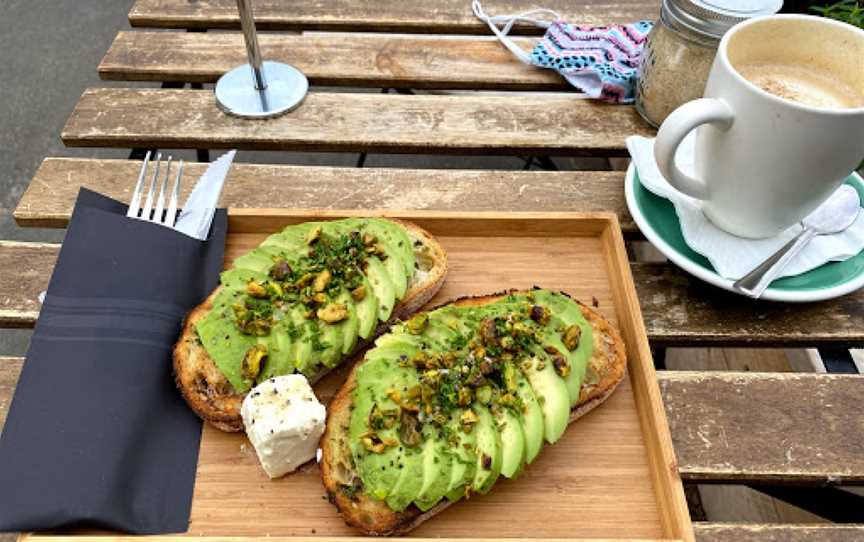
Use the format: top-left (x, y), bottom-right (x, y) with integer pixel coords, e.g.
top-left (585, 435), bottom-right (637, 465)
top-left (662, 0), bottom-right (783, 40)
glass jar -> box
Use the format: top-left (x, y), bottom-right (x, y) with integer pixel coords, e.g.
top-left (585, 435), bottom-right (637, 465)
top-left (636, 0), bottom-right (782, 128)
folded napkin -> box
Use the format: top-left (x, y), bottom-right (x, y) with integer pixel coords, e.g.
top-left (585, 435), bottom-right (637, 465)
top-left (0, 189), bottom-right (227, 534)
top-left (627, 135), bottom-right (864, 280)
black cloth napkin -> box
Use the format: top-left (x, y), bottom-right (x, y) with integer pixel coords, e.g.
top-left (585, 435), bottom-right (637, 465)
top-left (0, 188), bottom-right (227, 534)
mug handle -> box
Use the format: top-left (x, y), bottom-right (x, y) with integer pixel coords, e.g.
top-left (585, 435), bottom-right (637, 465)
top-left (653, 98), bottom-right (734, 200)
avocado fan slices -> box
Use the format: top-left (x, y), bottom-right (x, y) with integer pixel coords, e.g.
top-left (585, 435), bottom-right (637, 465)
top-left (345, 290), bottom-right (594, 513)
top-left (195, 218), bottom-right (417, 393)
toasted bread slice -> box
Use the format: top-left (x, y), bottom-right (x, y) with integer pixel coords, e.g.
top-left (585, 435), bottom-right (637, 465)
top-left (319, 290), bottom-right (627, 535)
top-left (173, 219), bottom-right (448, 432)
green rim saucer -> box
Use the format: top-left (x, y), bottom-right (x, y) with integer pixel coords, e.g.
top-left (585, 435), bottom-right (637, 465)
top-left (624, 164), bottom-right (864, 302)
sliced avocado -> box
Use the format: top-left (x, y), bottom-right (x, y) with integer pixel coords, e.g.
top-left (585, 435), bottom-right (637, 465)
top-left (261, 221), bottom-right (319, 250)
top-left (258, 315), bottom-right (294, 380)
top-left (414, 426), bottom-right (454, 511)
top-left (287, 308), bottom-right (315, 375)
top-left (354, 275), bottom-right (379, 340)
top-left (316, 317), bottom-right (344, 368)
top-left (219, 268), bottom-right (268, 291)
top-left (364, 343), bottom-right (419, 367)
top-left (524, 353), bottom-right (570, 444)
top-left (512, 369), bottom-right (545, 464)
top-left (470, 404), bottom-right (503, 494)
top-left (532, 290), bottom-right (593, 407)
top-left (336, 290), bottom-right (360, 355)
top-left (194, 294), bottom-right (257, 392)
top-left (537, 326), bottom-right (582, 406)
top-left (378, 219), bottom-right (415, 277)
top-left (420, 315), bottom-right (460, 350)
top-left (361, 220), bottom-right (411, 298)
top-left (351, 357), bottom-right (410, 501)
top-left (365, 256), bottom-right (396, 322)
top-left (495, 407), bottom-right (527, 479)
top-left (372, 332), bottom-right (423, 352)
top-left (350, 218), bottom-right (415, 279)
top-left (230, 245), bottom-right (285, 275)
top-left (443, 413), bottom-right (478, 503)
top-left (385, 440), bottom-right (426, 512)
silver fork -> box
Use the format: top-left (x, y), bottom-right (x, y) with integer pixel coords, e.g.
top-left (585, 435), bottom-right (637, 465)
top-left (127, 151), bottom-right (184, 227)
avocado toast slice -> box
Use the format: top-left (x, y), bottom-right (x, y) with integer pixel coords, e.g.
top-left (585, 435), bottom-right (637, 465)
top-left (320, 289), bottom-right (627, 535)
top-left (174, 218), bottom-right (447, 432)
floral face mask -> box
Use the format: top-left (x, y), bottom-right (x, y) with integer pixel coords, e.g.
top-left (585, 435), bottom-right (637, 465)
top-left (473, 0), bottom-right (653, 104)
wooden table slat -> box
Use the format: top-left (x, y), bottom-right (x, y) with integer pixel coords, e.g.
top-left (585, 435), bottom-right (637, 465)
top-left (61, 88), bottom-right (651, 156)
top-left (692, 524), bottom-right (864, 542)
top-left (100, 31), bottom-right (565, 89)
top-left (128, 0), bottom-right (658, 33)
top-left (661, 371), bottom-right (864, 484)
top-left (16, 158), bottom-right (631, 229)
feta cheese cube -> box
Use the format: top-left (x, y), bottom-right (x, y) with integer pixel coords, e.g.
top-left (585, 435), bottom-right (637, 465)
top-left (240, 375), bottom-right (326, 479)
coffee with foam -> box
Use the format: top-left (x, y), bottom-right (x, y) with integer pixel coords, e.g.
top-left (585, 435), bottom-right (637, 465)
top-left (737, 63), bottom-right (864, 109)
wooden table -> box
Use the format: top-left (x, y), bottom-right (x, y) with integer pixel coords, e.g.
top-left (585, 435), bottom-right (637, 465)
top-left (4, 1), bottom-right (864, 541)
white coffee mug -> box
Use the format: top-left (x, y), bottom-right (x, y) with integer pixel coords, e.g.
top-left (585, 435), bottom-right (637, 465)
top-left (654, 15), bottom-right (864, 239)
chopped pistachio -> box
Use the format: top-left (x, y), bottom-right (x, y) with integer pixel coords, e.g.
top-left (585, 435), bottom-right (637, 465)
top-left (406, 313), bottom-right (429, 335)
top-left (241, 344), bottom-right (267, 381)
top-left (460, 409), bottom-right (479, 432)
top-left (563, 324), bottom-right (582, 351)
top-left (478, 319), bottom-right (497, 346)
top-left (351, 285), bottom-right (366, 301)
top-left (530, 305), bottom-right (551, 325)
top-left (265, 281), bottom-right (283, 298)
top-left (362, 233), bottom-right (377, 246)
top-left (296, 272), bottom-right (315, 288)
top-left (399, 411), bottom-right (422, 447)
top-left (317, 303), bottom-right (348, 323)
top-left (305, 226), bottom-right (322, 245)
top-left (245, 280), bottom-right (268, 298)
top-left (552, 354), bottom-right (571, 378)
top-left (269, 259), bottom-right (292, 281)
top-left (313, 269), bottom-right (332, 292)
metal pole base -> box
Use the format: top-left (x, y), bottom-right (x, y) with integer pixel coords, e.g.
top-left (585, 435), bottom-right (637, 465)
top-left (215, 61), bottom-right (308, 119)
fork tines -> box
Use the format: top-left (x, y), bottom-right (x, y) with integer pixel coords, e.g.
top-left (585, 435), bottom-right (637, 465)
top-left (127, 151), bottom-right (184, 228)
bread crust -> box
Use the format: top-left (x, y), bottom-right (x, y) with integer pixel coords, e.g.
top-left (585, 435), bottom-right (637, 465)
top-left (319, 290), bottom-right (628, 536)
top-left (172, 218), bottom-right (448, 432)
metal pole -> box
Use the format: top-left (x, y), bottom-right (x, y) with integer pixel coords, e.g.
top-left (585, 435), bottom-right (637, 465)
top-left (214, 0), bottom-right (309, 118)
top-left (236, 0), bottom-right (267, 91)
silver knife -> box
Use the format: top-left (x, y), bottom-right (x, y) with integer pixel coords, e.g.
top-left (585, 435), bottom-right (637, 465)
top-left (175, 150), bottom-right (236, 240)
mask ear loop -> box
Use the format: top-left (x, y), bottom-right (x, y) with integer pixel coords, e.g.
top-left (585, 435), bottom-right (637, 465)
top-left (471, 0), bottom-right (562, 65)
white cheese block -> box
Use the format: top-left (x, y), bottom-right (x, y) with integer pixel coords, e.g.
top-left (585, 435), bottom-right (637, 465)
top-left (241, 374), bottom-right (326, 479)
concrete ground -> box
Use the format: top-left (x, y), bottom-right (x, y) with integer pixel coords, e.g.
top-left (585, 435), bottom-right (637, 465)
top-left (0, 0), bottom-right (137, 355)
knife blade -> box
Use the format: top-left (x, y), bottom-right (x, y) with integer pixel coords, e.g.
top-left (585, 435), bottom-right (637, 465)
top-left (175, 150), bottom-right (236, 240)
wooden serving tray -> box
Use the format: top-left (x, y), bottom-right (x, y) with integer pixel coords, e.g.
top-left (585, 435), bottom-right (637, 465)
top-left (26, 211), bottom-right (692, 542)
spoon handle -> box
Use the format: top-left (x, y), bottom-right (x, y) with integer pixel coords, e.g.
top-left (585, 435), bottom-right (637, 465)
top-left (733, 228), bottom-right (817, 299)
